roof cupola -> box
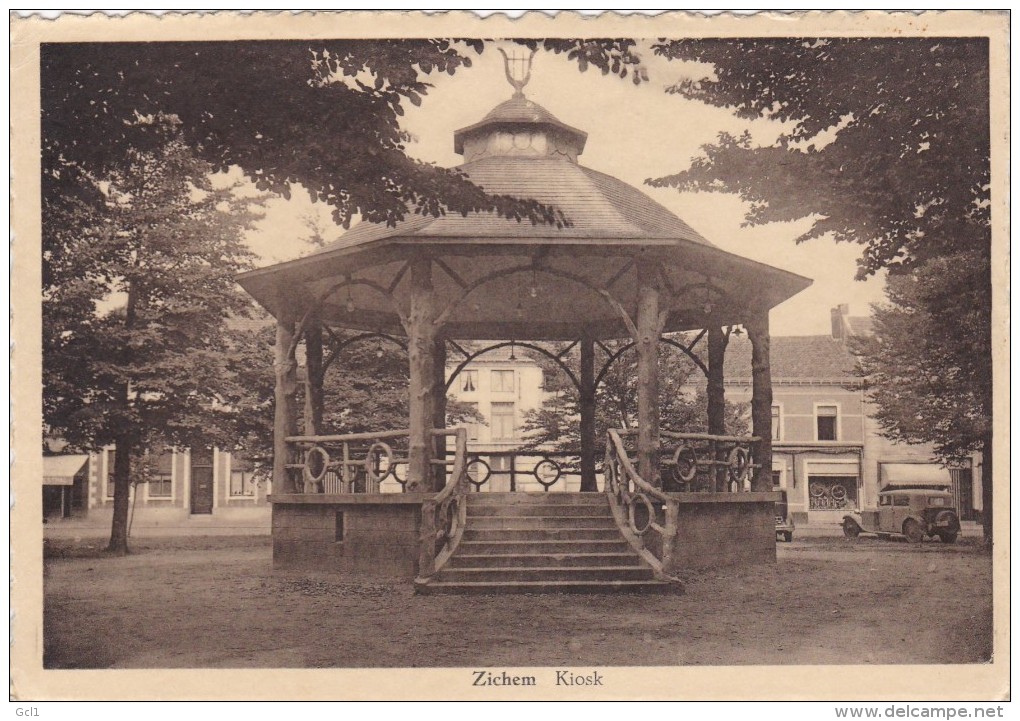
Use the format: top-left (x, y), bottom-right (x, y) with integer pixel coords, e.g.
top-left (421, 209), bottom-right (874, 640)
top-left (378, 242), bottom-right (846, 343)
top-left (453, 48), bottom-right (587, 162)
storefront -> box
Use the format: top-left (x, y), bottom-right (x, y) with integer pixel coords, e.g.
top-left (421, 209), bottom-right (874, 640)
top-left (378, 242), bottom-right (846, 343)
top-left (42, 455), bottom-right (89, 520)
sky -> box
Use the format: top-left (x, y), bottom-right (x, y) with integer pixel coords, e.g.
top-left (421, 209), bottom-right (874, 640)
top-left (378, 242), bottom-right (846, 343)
top-left (244, 42), bottom-right (888, 336)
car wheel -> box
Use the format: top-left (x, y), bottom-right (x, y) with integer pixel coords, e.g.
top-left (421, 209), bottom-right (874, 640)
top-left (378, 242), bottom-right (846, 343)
top-left (842, 519), bottom-right (861, 539)
top-left (938, 531), bottom-right (958, 544)
top-left (902, 518), bottom-right (924, 543)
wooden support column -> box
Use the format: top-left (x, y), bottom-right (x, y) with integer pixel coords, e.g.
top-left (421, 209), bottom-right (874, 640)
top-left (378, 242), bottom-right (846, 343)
top-left (273, 315), bottom-right (300, 494)
top-left (406, 258), bottom-right (438, 492)
top-left (707, 324), bottom-right (728, 491)
top-left (432, 336), bottom-right (448, 489)
top-left (635, 260), bottom-right (662, 487)
top-left (747, 310), bottom-right (773, 492)
top-left (303, 316), bottom-right (324, 436)
top-left (579, 335), bottom-right (597, 492)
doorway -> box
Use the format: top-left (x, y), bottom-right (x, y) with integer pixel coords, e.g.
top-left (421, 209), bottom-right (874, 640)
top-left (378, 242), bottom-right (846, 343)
top-left (190, 450), bottom-right (214, 514)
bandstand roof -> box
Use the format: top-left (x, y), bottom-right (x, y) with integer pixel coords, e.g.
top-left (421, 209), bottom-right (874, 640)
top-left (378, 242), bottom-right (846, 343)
top-left (238, 91), bottom-right (811, 342)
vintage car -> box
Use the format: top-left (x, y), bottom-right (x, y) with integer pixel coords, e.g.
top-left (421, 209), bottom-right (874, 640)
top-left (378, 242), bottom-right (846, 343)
top-left (842, 487), bottom-right (960, 543)
top-left (775, 489), bottom-right (795, 542)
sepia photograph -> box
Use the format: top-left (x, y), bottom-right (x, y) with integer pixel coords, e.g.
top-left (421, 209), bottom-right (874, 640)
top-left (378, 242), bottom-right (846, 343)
top-left (10, 10), bottom-right (1009, 702)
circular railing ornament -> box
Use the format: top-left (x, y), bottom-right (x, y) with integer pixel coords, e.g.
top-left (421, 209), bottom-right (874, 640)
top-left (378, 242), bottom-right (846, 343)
top-left (464, 458), bottom-right (491, 489)
top-left (533, 457), bottom-right (562, 490)
top-left (727, 446), bottom-right (751, 482)
top-left (388, 461), bottom-right (408, 488)
top-left (437, 496), bottom-right (460, 544)
top-left (303, 445), bottom-right (331, 487)
top-left (672, 444), bottom-right (698, 483)
top-left (364, 442), bottom-right (395, 485)
top-left (628, 492), bottom-right (656, 536)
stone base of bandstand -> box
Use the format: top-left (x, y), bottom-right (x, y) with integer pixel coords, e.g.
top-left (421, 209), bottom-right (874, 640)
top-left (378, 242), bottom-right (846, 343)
top-left (270, 491), bottom-right (780, 581)
top-left (270, 494), bottom-right (429, 578)
top-left (668, 492), bottom-right (779, 569)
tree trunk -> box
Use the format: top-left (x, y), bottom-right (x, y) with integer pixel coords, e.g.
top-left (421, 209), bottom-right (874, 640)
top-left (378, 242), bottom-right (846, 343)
top-left (747, 311), bottom-right (773, 492)
top-left (406, 258), bottom-right (437, 492)
top-left (273, 316), bottom-right (299, 494)
top-left (707, 324), bottom-right (728, 491)
top-left (303, 316), bottom-right (323, 436)
top-left (109, 279), bottom-right (137, 554)
top-left (635, 260), bottom-right (661, 487)
top-left (579, 335), bottom-right (598, 492)
top-left (981, 432), bottom-right (992, 545)
top-left (432, 336), bottom-right (447, 489)
top-left (107, 433), bottom-right (133, 555)
top-left (707, 325), bottom-right (727, 435)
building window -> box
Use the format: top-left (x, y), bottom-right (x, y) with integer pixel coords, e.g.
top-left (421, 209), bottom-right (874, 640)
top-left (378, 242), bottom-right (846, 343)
top-left (460, 370), bottom-right (477, 393)
top-left (491, 369), bottom-right (515, 393)
top-left (143, 450), bottom-right (173, 498)
top-left (771, 405), bottom-right (782, 442)
top-left (816, 404), bottom-right (838, 441)
top-left (771, 470), bottom-right (783, 490)
top-left (229, 457), bottom-right (258, 497)
top-left (490, 402), bottom-right (516, 440)
top-left (808, 476), bottom-right (858, 510)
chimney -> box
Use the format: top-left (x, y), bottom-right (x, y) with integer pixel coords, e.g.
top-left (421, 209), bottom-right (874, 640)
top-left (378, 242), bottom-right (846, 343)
top-left (830, 304), bottom-right (849, 340)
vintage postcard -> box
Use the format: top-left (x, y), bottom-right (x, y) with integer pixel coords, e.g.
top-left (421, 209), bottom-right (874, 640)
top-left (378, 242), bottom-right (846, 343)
top-left (10, 10), bottom-right (1009, 702)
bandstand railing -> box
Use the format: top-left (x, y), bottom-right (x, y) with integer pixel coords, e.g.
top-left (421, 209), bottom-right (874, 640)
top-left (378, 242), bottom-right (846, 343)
top-left (460, 450), bottom-right (582, 492)
top-left (285, 429), bottom-right (414, 494)
top-left (601, 429), bottom-right (761, 493)
top-left (285, 428), bottom-right (471, 579)
top-left (418, 429), bottom-right (470, 577)
top-left (604, 428), bottom-right (762, 579)
top-left (604, 429), bottom-right (681, 578)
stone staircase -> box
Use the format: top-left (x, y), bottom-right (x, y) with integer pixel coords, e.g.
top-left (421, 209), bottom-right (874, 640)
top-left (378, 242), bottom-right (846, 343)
top-left (415, 492), bottom-right (676, 594)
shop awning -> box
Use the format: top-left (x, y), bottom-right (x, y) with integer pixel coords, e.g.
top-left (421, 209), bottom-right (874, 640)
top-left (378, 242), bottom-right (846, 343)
top-left (42, 455), bottom-right (88, 486)
top-left (880, 463), bottom-right (952, 489)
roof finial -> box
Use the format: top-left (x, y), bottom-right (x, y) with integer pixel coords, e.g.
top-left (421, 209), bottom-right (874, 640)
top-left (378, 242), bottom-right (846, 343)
top-left (498, 47), bottom-right (537, 98)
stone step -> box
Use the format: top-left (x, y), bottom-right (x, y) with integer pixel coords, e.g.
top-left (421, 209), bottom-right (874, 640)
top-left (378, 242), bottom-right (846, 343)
top-left (416, 579), bottom-right (676, 595)
top-left (461, 527), bottom-right (624, 542)
top-left (458, 539), bottom-right (632, 554)
top-left (436, 565), bottom-right (655, 583)
top-left (446, 552), bottom-right (643, 569)
top-left (466, 515), bottom-right (617, 530)
top-left (467, 492), bottom-right (608, 506)
top-left (467, 503), bottom-right (611, 517)
top-left (418, 491), bottom-right (668, 595)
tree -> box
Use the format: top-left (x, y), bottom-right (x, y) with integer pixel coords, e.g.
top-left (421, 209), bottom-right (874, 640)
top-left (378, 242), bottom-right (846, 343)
top-left (851, 251), bottom-right (992, 536)
top-left (520, 338), bottom-right (748, 457)
top-left (648, 38), bottom-right (993, 540)
top-left (43, 136), bottom-right (264, 554)
top-left (40, 39), bottom-right (644, 237)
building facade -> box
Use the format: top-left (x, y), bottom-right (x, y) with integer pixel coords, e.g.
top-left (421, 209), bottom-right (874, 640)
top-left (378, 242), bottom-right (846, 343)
top-left (445, 346), bottom-right (558, 492)
top-left (43, 445), bottom-right (272, 532)
top-left (723, 306), bottom-right (980, 525)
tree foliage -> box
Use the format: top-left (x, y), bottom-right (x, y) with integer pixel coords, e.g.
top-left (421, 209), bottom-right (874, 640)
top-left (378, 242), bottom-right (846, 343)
top-left (851, 250), bottom-right (992, 462)
top-left (43, 138), bottom-right (262, 450)
top-left (649, 38), bottom-right (989, 278)
top-left (41, 39), bottom-right (644, 235)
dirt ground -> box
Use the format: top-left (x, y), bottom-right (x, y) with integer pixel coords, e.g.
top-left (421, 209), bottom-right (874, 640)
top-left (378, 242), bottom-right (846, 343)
top-left (42, 535), bottom-right (993, 669)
